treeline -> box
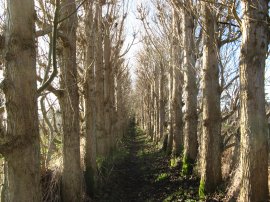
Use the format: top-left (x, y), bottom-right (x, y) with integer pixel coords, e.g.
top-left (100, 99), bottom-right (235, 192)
top-left (134, 0), bottom-right (269, 201)
top-left (0, 0), bottom-right (133, 201)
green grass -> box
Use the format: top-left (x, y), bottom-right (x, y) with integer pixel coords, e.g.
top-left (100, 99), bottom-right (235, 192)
top-left (169, 157), bottom-right (180, 168)
top-left (155, 173), bottom-right (169, 182)
top-left (198, 179), bottom-right (206, 200)
top-left (182, 155), bottom-right (195, 176)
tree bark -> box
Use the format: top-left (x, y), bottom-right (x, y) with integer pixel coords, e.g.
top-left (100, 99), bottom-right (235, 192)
top-left (59, 0), bottom-right (82, 201)
top-left (172, 10), bottom-right (183, 156)
top-left (95, 2), bottom-right (107, 157)
top-left (159, 63), bottom-right (166, 142)
top-left (182, 1), bottom-right (198, 167)
top-left (4, 0), bottom-right (41, 201)
top-left (238, 0), bottom-right (269, 201)
top-left (167, 62), bottom-right (174, 155)
top-left (199, 0), bottom-right (221, 194)
top-left (104, 19), bottom-right (111, 152)
top-left (154, 64), bottom-right (160, 143)
top-left (84, 1), bottom-right (97, 196)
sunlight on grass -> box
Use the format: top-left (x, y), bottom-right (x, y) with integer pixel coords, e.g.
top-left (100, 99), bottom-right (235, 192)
top-left (155, 173), bottom-right (169, 182)
top-left (169, 157), bottom-right (181, 168)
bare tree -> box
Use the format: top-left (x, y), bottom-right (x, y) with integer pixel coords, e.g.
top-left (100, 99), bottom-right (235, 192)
top-left (2, 0), bottom-right (41, 201)
top-left (238, 0), bottom-right (269, 201)
top-left (179, 0), bottom-right (198, 173)
top-left (199, 0), bottom-right (222, 196)
top-left (84, 0), bottom-right (97, 196)
top-left (58, 0), bottom-right (82, 200)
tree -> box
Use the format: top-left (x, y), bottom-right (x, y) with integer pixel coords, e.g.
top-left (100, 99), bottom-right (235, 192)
top-left (238, 0), bottom-right (269, 201)
top-left (2, 0), bottom-right (41, 200)
top-left (199, 0), bottom-right (222, 196)
top-left (95, 1), bottom-right (107, 157)
top-left (58, 0), bottom-right (82, 200)
top-left (181, 0), bottom-right (198, 173)
top-left (172, 8), bottom-right (183, 156)
top-left (104, 10), bottom-right (113, 153)
top-left (84, 0), bottom-right (97, 196)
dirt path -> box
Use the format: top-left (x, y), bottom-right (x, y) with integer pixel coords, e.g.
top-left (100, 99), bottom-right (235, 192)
top-left (94, 128), bottom-right (204, 202)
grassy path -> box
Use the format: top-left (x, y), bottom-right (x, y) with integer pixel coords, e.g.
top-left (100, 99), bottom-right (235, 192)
top-left (94, 127), bottom-right (217, 202)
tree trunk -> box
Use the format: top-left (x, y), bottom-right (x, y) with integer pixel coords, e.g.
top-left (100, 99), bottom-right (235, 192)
top-left (109, 66), bottom-right (116, 149)
top-left (150, 85), bottom-right (154, 140)
top-left (159, 63), bottom-right (166, 142)
top-left (173, 65), bottom-right (183, 156)
top-left (116, 76), bottom-right (126, 139)
top-left (84, 1), bottom-right (97, 196)
top-left (59, 0), bottom-right (82, 201)
top-left (172, 10), bottom-right (183, 156)
top-left (151, 85), bottom-right (155, 141)
top-left (4, 0), bottom-right (41, 201)
top-left (95, 2), bottom-right (106, 157)
top-left (104, 19), bottom-right (113, 154)
top-left (154, 64), bottom-right (160, 143)
top-left (167, 62), bottom-right (174, 155)
top-left (199, 0), bottom-right (221, 195)
top-left (182, 2), bottom-right (198, 171)
top-left (238, 0), bottom-right (268, 201)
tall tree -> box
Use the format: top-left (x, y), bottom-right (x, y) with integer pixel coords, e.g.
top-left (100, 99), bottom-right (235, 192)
top-left (172, 9), bottom-right (183, 156)
top-left (95, 1), bottom-right (107, 156)
top-left (167, 64), bottom-right (174, 155)
top-left (167, 19), bottom-right (176, 155)
top-left (58, 0), bottom-right (82, 200)
top-left (182, 0), bottom-right (198, 173)
top-left (2, 0), bottom-right (41, 201)
top-left (104, 15), bottom-right (113, 153)
top-left (84, 1), bottom-right (97, 196)
top-left (199, 0), bottom-right (221, 195)
top-left (238, 0), bottom-right (269, 201)
top-left (154, 64), bottom-right (160, 143)
top-left (159, 62), bottom-right (166, 143)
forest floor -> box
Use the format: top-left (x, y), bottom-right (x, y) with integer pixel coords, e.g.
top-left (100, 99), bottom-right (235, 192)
top-left (94, 126), bottom-right (224, 202)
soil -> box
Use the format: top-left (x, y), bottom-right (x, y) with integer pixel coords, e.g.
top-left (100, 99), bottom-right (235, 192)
top-left (94, 127), bottom-right (223, 202)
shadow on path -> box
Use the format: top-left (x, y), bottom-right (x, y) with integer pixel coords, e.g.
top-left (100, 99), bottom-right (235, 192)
top-left (94, 127), bottom-right (203, 202)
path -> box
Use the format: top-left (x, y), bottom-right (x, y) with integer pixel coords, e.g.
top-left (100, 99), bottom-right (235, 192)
top-left (94, 126), bottom-right (221, 202)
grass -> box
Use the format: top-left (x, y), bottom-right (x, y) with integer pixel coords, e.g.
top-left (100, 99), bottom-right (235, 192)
top-left (199, 179), bottom-right (206, 200)
top-left (169, 156), bottom-right (180, 168)
top-left (155, 173), bottom-right (169, 182)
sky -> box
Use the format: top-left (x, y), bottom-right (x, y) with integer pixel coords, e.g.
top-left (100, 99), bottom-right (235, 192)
top-left (122, 0), bottom-right (155, 84)
top-left (122, 0), bottom-right (143, 83)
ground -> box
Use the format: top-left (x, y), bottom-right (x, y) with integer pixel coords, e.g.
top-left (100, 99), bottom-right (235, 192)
top-left (93, 125), bottom-right (224, 202)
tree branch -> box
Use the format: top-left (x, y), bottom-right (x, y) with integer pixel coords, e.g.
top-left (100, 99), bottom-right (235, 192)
top-left (37, 0), bottom-right (60, 95)
top-left (35, 26), bottom-right (52, 37)
top-left (36, 76), bottom-right (62, 97)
